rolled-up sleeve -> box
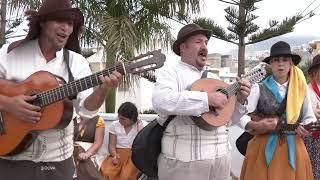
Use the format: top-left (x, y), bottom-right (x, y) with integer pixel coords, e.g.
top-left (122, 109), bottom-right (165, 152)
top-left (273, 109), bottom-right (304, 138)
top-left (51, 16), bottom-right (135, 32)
top-left (0, 44), bottom-right (9, 78)
top-left (300, 87), bottom-right (317, 125)
top-left (230, 101), bottom-right (248, 125)
top-left (238, 83), bottom-right (260, 129)
top-left (70, 53), bottom-right (99, 119)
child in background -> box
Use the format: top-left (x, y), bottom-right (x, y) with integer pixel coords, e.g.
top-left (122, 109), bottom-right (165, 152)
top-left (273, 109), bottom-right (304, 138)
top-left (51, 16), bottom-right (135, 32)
top-left (73, 115), bottom-right (105, 180)
top-left (100, 102), bottom-right (145, 180)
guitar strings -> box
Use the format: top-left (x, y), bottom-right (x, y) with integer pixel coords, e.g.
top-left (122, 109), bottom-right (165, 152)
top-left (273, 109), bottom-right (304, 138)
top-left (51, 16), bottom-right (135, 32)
top-left (35, 53), bottom-right (157, 104)
top-left (33, 63), bottom-right (125, 105)
top-left (223, 69), bottom-right (265, 96)
top-left (35, 63), bottom-right (264, 105)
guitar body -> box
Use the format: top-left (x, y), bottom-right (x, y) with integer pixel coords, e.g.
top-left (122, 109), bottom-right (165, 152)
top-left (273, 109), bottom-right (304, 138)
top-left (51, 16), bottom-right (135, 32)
top-left (191, 78), bottom-right (236, 130)
top-left (0, 49), bottom-right (167, 156)
top-left (0, 71), bottom-right (73, 156)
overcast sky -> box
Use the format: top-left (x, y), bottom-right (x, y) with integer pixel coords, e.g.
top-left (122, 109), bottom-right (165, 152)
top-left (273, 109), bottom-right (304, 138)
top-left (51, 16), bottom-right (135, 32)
top-left (9, 0), bottom-right (320, 63)
top-left (164, 0), bottom-right (320, 58)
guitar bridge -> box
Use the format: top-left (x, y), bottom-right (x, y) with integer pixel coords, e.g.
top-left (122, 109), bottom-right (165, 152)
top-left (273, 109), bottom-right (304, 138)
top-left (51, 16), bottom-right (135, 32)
top-left (0, 112), bottom-right (5, 135)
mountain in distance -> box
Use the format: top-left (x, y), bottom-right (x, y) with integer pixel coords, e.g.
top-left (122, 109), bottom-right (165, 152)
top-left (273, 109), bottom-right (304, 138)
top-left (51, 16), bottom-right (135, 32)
top-left (228, 35), bottom-right (320, 57)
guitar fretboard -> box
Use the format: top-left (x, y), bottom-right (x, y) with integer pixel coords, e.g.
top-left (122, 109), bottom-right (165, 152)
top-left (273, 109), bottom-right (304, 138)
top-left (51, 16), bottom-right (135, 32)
top-left (36, 63), bottom-right (125, 107)
top-left (219, 68), bottom-right (265, 97)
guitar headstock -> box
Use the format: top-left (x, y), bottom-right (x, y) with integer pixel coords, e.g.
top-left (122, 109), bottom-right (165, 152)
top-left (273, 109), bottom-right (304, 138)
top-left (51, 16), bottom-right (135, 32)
top-left (125, 49), bottom-right (166, 74)
top-left (242, 63), bottom-right (267, 84)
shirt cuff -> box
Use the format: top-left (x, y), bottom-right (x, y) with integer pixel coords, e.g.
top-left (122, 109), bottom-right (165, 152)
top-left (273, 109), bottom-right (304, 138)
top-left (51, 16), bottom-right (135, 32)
top-left (235, 100), bottom-right (248, 115)
top-left (202, 92), bottom-right (210, 113)
top-left (239, 115), bottom-right (251, 130)
top-left (77, 98), bottom-right (99, 119)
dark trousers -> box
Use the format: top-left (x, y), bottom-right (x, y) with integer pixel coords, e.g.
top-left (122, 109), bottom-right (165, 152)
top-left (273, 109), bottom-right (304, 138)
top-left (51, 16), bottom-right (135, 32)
top-left (0, 157), bottom-right (75, 180)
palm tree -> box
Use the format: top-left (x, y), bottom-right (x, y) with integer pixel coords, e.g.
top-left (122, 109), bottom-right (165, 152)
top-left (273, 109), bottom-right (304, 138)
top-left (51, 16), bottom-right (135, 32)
top-left (3, 0), bottom-right (204, 112)
top-left (74, 0), bottom-right (203, 112)
top-left (0, 0), bottom-right (42, 47)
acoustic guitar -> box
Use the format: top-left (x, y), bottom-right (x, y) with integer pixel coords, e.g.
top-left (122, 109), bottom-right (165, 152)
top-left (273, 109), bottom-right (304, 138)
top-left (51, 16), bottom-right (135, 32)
top-left (0, 50), bottom-right (165, 156)
top-left (191, 63), bottom-right (267, 131)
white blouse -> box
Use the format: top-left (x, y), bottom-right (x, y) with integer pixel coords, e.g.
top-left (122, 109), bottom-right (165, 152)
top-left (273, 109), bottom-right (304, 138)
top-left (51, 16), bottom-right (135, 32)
top-left (239, 81), bottom-right (316, 129)
top-left (109, 120), bottom-right (141, 148)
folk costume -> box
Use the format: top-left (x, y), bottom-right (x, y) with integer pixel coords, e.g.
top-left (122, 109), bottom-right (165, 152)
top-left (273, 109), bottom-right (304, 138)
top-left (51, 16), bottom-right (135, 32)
top-left (240, 41), bottom-right (316, 180)
top-left (304, 54), bottom-right (320, 180)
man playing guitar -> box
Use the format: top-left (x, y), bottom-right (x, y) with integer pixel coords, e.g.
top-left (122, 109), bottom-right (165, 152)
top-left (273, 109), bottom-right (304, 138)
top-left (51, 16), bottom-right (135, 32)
top-left (152, 23), bottom-right (252, 180)
top-left (0, 0), bottom-right (121, 179)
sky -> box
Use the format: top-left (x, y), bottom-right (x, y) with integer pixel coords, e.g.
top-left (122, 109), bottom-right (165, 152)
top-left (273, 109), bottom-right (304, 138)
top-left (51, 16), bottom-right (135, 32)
top-left (8, 0), bottom-right (320, 64)
top-left (162, 0), bottom-right (320, 64)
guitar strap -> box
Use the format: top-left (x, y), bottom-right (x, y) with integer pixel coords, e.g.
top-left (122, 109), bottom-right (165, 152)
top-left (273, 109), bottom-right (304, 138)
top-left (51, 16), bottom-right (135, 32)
top-left (63, 49), bottom-right (77, 100)
top-left (276, 93), bottom-right (287, 116)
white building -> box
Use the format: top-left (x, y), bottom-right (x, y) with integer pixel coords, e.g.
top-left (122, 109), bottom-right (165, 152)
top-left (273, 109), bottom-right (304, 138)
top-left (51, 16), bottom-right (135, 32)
top-left (207, 67), bottom-right (237, 84)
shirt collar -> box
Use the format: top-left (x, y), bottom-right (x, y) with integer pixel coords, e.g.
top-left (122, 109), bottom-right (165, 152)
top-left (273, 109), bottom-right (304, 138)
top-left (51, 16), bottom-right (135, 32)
top-left (178, 60), bottom-right (205, 73)
top-left (35, 39), bottom-right (64, 61)
top-left (275, 80), bottom-right (288, 89)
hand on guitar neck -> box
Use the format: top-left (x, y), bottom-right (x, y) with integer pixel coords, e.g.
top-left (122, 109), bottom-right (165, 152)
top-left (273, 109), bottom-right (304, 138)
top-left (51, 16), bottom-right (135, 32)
top-left (0, 49), bottom-right (166, 156)
top-left (191, 63), bottom-right (267, 130)
top-left (207, 79), bottom-right (251, 110)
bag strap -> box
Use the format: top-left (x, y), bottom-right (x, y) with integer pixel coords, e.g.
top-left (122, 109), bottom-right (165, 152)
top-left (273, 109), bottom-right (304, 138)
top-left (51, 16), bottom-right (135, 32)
top-left (63, 49), bottom-right (77, 100)
top-left (162, 115), bottom-right (176, 129)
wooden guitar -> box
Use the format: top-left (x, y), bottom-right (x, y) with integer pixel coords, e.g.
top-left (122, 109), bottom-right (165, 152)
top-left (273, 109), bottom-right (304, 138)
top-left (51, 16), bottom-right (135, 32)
top-left (0, 50), bottom-right (165, 156)
top-left (191, 64), bottom-right (267, 131)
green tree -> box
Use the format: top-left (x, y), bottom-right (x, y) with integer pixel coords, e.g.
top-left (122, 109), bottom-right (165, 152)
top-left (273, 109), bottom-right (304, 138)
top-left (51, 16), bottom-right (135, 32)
top-left (194, 0), bottom-right (316, 76)
top-left (74, 0), bottom-right (203, 112)
top-left (0, 0), bottom-right (41, 47)
top-left (2, 0), bottom-right (203, 112)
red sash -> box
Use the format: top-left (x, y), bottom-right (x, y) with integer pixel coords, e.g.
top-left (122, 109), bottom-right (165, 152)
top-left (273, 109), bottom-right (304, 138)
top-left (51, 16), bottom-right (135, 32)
top-left (311, 81), bottom-right (320, 138)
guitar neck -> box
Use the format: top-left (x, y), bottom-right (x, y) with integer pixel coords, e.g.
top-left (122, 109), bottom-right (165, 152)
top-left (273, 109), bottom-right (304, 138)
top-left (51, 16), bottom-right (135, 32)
top-left (221, 82), bottom-right (241, 97)
top-left (38, 63), bottom-right (126, 107)
top-left (31, 49), bottom-right (165, 107)
top-left (218, 64), bottom-right (267, 97)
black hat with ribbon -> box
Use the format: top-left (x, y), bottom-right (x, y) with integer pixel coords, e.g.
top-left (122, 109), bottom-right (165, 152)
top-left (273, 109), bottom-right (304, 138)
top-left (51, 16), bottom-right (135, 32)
top-left (263, 41), bottom-right (301, 65)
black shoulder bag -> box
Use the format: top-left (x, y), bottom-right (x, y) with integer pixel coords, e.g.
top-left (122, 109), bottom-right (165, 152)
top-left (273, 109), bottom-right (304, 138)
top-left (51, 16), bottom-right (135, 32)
top-left (131, 115), bottom-right (175, 178)
top-left (236, 95), bottom-right (287, 156)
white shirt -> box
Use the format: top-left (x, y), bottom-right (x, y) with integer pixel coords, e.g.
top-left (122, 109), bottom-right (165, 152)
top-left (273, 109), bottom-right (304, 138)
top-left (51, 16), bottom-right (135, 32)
top-left (308, 83), bottom-right (320, 118)
top-left (0, 40), bottom-right (98, 162)
top-left (152, 61), bottom-right (247, 162)
top-left (239, 81), bottom-right (316, 129)
top-left (109, 120), bottom-right (140, 148)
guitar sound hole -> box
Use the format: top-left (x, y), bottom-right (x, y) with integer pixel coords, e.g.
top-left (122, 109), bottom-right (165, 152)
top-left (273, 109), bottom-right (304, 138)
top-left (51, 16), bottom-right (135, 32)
top-left (29, 97), bottom-right (42, 107)
top-left (217, 88), bottom-right (229, 98)
top-left (25, 91), bottom-right (43, 108)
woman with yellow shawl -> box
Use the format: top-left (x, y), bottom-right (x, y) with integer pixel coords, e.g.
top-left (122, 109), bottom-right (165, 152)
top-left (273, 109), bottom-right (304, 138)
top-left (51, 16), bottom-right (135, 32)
top-left (239, 41), bottom-right (317, 180)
